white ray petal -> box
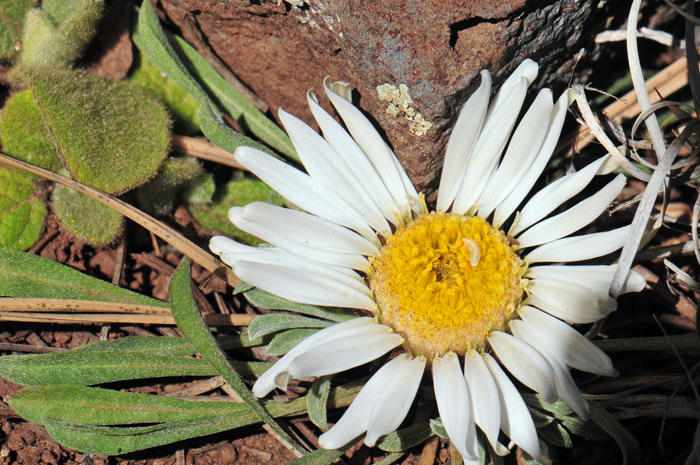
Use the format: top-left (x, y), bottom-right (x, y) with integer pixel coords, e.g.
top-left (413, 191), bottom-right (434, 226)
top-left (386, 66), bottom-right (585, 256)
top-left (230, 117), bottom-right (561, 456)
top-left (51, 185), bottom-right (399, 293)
top-left (509, 320), bottom-right (590, 418)
top-left (525, 225), bottom-right (632, 263)
top-left (364, 355), bottom-right (426, 446)
top-left (477, 89), bottom-right (554, 220)
top-left (318, 353), bottom-right (411, 449)
top-left (488, 331), bottom-right (558, 403)
top-left (324, 79), bottom-right (419, 214)
top-left (287, 332), bottom-right (404, 380)
top-left (517, 174), bottom-right (626, 248)
top-left (212, 237), bottom-right (364, 281)
top-left (253, 317), bottom-right (376, 397)
top-left (279, 109), bottom-right (392, 235)
top-left (233, 261), bottom-right (376, 310)
top-left (494, 91), bottom-right (570, 226)
top-left (452, 77), bottom-right (531, 214)
top-left (230, 207), bottom-right (369, 270)
top-left (526, 278), bottom-right (616, 324)
top-left (484, 59), bottom-right (538, 124)
top-left (437, 71), bottom-right (491, 212)
top-left (513, 155), bottom-right (611, 235)
top-left (518, 306), bottom-right (618, 376)
top-left (233, 146), bottom-right (375, 239)
top-left (527, 265), bottom-right (647, 296)
top-left (483, 353), bottom-right (542, 462)
top-left (307, 91), bottom-right (397, 230)
top-left (235, 201), bottom-right (379, 256)
top-left (433, 352), bottom-right (478, 460)
top-left (463, 350), bottom-right (507, 455)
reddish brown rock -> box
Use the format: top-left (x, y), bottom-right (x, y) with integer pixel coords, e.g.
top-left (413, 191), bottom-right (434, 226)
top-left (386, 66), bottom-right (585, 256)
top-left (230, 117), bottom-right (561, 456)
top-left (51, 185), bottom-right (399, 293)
top-left (159, 0), bottom-right (602, 190)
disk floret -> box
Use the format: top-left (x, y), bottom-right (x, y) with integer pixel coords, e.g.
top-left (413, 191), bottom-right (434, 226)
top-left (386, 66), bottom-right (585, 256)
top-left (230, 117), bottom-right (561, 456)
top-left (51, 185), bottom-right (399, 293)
top-left (370, 212), bottom-right (526, 358)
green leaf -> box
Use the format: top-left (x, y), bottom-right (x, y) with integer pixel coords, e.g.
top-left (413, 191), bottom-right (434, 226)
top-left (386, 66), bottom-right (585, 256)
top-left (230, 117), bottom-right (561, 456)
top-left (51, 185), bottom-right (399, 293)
top-left (429, 419), bottom-right (448, 439)
top-left (136, 156), bottom-right (206, 216)
top-left (376, 423), bottom-right (433, 452)
top-left (19, 0), bottom-right (104, 70)
top-left (131, 0), bottom-right (208, 105)
top-left (9, 385), bottom-right (248, 425)
top-left (248, 313), bottom-right (331, 340)
top-left (130, 58), bottom-right (201, 135)
top-left (267, 328), bottom-right (320, 356)
top-left (0, 89), bottom-right (63, 171)
top-left (307, 376), bottom-right (332, 429)
top-left (188, 173), bottom-right (284, 246)
top-left (374, 453), bottom-right (406, 465)
top-left (10, 377), bottom-right (363, 456)
top-left (0, 336), bottom-right (272, 386)
top-left (52, 182), bottom-right (124, 246)
top-left (132, 0), bottom-right (297, 159)
top-left (169, 258), bottom-right (306, 455)
top-left (284, 446), bottom-right (348, 465)
top-left (198, 101), bottom-right (281, 158)
top-left (0, 248), bottom-right (168, 306)
top-left (588, 400), bottom-right (643, 465)
top-left (30, 387), bottom-right (312, 455)
top-left (520, 440), bottom-right (552, 465)
top-left (0, 167), bottom-right (46, 250)
top-left (170, 34), bottom-right (297, 156)
top-left (244, 287), bottom-right (355, 322)
top-left (537, 422), bottom-right (573, 448)
top-left (27, 68), bottom-right (170, 194)
top-left (0, 0), bottom-right (35, 59)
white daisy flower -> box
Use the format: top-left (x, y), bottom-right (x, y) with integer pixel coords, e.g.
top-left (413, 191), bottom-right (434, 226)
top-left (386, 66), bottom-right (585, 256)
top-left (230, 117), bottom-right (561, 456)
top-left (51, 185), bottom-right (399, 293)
top-left (209, 59), bottom-right (646, 462)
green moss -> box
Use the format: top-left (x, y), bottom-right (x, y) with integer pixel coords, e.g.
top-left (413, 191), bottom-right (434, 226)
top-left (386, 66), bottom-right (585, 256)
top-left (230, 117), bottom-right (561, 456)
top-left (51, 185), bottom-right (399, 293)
top-left (52, 183), bottom-right (123, 246)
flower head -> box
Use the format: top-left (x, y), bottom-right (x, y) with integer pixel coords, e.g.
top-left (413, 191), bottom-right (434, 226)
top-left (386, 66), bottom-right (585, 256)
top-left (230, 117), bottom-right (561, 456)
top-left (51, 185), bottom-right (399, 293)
top-left (210, 59), bottom-right (645, 462)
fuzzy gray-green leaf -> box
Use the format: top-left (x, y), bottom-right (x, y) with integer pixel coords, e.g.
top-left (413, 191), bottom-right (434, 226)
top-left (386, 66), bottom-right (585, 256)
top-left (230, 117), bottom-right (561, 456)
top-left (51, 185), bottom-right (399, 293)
top-left (248, 313), bottom-right (331, 340)
top-left (307, 375), bottom-right (332, 429)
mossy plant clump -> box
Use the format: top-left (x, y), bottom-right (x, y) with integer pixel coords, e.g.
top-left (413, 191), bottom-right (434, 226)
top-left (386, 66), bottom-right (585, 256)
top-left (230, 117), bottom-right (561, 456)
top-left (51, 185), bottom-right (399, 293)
top-left (0, 167), bottom-right (46, 250)
top-left (51, 183), bottom-right (123, 246)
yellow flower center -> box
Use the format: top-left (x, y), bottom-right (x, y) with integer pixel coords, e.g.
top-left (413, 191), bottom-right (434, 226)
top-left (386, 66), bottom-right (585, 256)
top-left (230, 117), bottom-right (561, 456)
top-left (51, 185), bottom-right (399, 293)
top-left (369, 212), bottom-right (526, 359)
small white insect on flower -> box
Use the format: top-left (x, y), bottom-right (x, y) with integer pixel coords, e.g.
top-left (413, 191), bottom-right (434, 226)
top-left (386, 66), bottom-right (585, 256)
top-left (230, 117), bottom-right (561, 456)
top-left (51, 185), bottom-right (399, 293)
top-left (210, 59), bottom-right (645, 462)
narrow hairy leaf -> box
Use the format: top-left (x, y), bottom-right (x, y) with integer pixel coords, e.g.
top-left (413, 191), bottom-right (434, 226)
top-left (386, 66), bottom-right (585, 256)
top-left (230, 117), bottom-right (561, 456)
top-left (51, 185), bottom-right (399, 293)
top-left (244, 287), bottom-right (355, 322)
top-left (0, 248), bottom-right (167, 306)
top-left (169, 258), bottom-right (306, 455)
top-left (248, 313), bottom-right (331, 340)
top-left (267, 328), bottom-right (320, 356)
top-left (171, 35), bottom-right (296, 158)
top-left (198, 101), bottom-right (280, 158)
top-left (32, 378), bottom-right (362, 455)
top-left (307, 376), bottom-right (332, 429)
top-left (284, 447), bottom-right (347, 465)
top-left (376, 423), bottom-right (433, 452)
top-left (9, 385), bottom-right (249, 425)
top-left (0, 336), bottom-right (272, 386)
top-left (588, 400), bottom-right (642, 465)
